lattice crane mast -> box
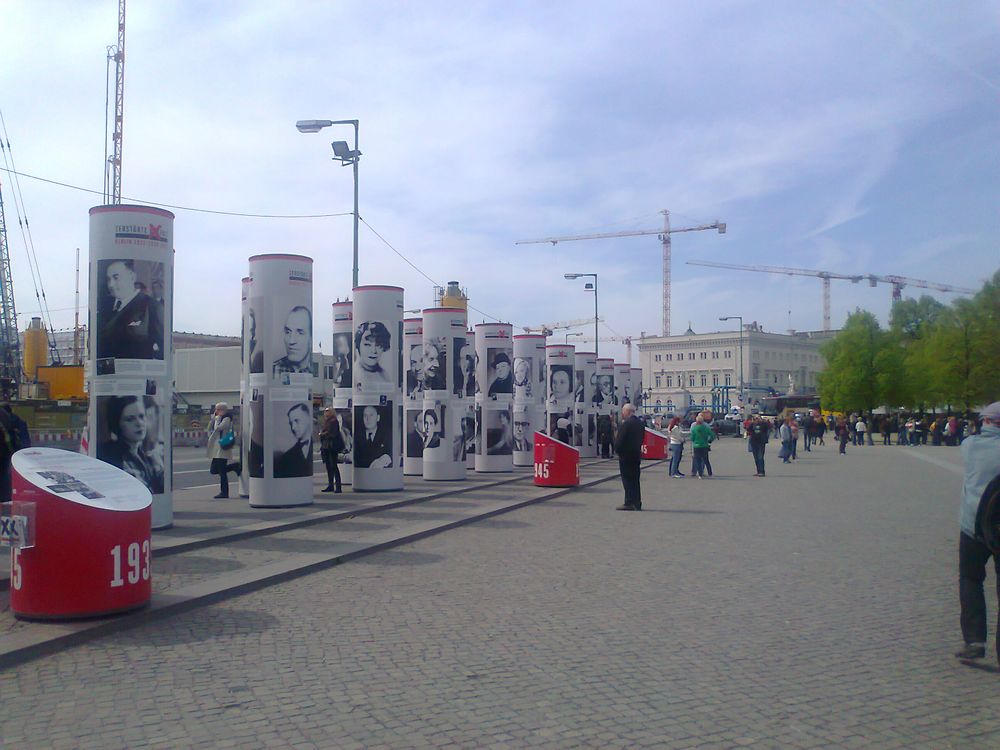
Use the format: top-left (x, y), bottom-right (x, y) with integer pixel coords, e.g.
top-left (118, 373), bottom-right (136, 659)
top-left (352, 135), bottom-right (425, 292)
top-left (104, 0), bottom-right (126, 204)
top-left (0, 179), bottom-right (20, 398)
top-left (516, 210), bottom-right (726, 337)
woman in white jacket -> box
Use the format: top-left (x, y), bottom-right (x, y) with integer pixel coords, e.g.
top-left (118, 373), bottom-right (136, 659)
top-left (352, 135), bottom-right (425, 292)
top-left (666, 416), bottom-right (687, 478)
top-left (207, 402), bottom-right (239, 498)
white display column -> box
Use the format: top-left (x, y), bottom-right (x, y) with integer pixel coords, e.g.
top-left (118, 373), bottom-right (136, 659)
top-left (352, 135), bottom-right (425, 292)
top-left (402, 316), bottom-right (424, 476)
top-left (331, 300), bottom-right (354, 486)
top-left (512, 334), bottom-right (546, 467)
top-left (247, 254), bottom-right (314, 508)
top-left (574, 351), bottom-right (598, 457)
top-left (614, 363), bottom-right (632, 409)
top-left (631, 367), bottom-right (643, 412)
top-left (352, 285), bottom-right (404, 491)
top-left (545, 344), bottom-right (576, 444)
top-left (238, 276), bottom-right (251, 498)
top-left (595, 358), bottom-right (616, 457)
top-left (422, 307), bottom-right (468, 480)
top-left (88, 204), bottom-right (174, 529)
top-left (474, 323), bottom-right (514, 472)
top-left (464, 330), bottom-right (476, 468)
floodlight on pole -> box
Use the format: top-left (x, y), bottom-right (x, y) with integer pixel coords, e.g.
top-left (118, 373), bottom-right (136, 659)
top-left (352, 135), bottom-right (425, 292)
top-left (295, 118), bottom-right (361, 288)
top-left (564, 273), bottom-right (599, 356)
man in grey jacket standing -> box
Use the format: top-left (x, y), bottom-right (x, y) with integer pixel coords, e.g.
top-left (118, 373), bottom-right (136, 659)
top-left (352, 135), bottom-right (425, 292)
top-left (956, 401), bottom-right (1000, 662)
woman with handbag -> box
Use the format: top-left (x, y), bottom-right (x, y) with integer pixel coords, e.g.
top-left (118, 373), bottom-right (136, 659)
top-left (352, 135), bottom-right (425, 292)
top-left (207, 402), bottom-right (240, 498)
top-left (319, 408), bottom-right (344, 493)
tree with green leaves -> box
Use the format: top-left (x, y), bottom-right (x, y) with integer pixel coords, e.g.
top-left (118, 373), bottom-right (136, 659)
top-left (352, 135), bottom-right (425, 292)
top-left (818, 310), bottom-right (901, 413)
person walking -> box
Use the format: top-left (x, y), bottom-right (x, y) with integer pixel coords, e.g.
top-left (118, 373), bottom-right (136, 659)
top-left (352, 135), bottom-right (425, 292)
top-left (666, 416), bottom-right (686, 478)
top-left (206, 402), bottom-right (240, 499)
top-left (955, 401), bottom-right (1000, 662)
top-left (779, 416), bottom-right (794, 463)
top-left (855, 416), bottom-right (867, 447)
top-left (836, 417), bottom-right (849, 455)
top-left (689, 414), bottom-right (715, 478)
top-left (802, 411), bottom-right (814, 452)
top-left (748, 415), bottom-right (769, 477)
top-left (790, 418), bottom-right (800, 460)
top-left (882, 416), bottom-right (892, 445)
top-left (319, 408), bottom-right (344, 493)
top-left (614, 403), bottom-right (645, 511)
top-left (817, 416), bottom-right (827, 446)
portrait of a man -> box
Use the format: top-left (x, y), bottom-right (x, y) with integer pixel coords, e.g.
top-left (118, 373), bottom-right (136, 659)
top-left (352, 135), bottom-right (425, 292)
top-left (96, 259), bottom-right (165, 361)
top-left (512, 415), bottom-right (533, 453)
top-left (331, 332), bottom-right (352, 389)
top-left (406, 344), bottom-right (425, 397)
top-left (274, 402), bottom-right (313, 478)
top-left (273, 305), bottom-right (312, 376)
top-left (354, 403), bottom-right (393, 468)
top-left (487, 349), bottom-right (513, 396)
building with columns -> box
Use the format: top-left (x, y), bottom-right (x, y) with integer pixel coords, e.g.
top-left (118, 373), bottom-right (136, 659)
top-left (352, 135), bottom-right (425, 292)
top-left (637, 322), bottom-right (834, 413)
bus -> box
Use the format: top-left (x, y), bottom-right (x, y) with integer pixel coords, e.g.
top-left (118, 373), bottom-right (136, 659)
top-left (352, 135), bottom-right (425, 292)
top-left (758, 394), bottom-right (820, 419)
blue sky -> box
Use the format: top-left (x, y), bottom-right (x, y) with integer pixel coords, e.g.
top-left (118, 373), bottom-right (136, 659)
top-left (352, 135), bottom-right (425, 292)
top-left (1, 1), bottom-right (997, 364)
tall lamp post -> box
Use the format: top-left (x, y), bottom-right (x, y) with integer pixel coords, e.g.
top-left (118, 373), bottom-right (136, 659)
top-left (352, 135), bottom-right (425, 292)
top-left (564, 273), bottom-right (598, 355)
top-left (719, 315), bottom-right (744, 410)
top-left (295, 118), bottom-right (361, 288)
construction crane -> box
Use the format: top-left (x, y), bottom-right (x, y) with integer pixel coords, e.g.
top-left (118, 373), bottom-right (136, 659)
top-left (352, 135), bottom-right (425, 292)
top-left (686, 260), bottom-right (978, 331)
top-left (521, 318), bottom-right (601, 337)
top-left (516, 209), bottom-right (726, 337)
top-left (575, 336), bottom-right (634, 366)
top-left (0, 179), bottom-right (20, 398)
top-left (104, 0), bottom-right (126, 204)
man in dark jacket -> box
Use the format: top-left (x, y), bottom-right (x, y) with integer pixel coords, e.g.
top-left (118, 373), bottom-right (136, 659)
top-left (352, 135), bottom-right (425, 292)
top-left (614, 403), bottom-right (645, 511)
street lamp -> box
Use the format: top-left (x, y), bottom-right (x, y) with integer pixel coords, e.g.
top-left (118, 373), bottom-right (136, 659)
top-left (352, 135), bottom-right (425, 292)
top-left (565, 331), bottom-right (584, 344)
top-left (719, 315), bottom-right (744, 410)
top-left (295, 118), bottom-right (361, 288)
top-left (564, 273), bottom-right (598, 356)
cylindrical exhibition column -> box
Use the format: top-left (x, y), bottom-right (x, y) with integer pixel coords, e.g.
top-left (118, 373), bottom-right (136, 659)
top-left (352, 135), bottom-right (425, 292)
top-left (614, 363), bottom-right (631, 409)
top-left (331, 300), bottom-right (354, 486)
top-left (88, 204), bottom-right (174, 529)
top-left (463, 330), bottom-right (476, 468)
top-left (474, 323), bottom-right (514, 472)
top-left (631, 367), bottom-right (643, 411)
top-left (574, 351), bottom-right (598, 457)
top-left (422, 308), bottom-right (468, 480)
top-left (512, 334), bottom-right (546, 467)
top-left (247, 254), bottom-right (314, 508)
top-left (238, 276), bottom-right (251, 498)
top-left (402, 317), bottom-right (424, 476)
top-left (546, 345), bottom-right (576, 444)
top-left (352, 285), bottom-right (404, 491)
top-left (595, 358), bottom-right (616, 457)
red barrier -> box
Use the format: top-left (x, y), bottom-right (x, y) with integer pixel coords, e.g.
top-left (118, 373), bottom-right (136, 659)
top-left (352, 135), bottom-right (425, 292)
top-left (641, 428), bottom-right (669, 460)
top-left (533, 432), bottom-right (579, 487)
top-left (9, 448), bottom-right (152, 620)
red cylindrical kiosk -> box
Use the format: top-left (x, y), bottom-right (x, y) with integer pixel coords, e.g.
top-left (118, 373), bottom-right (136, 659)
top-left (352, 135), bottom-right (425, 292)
top-left (9, 448), bottom-right (152, 620)
top-left (641, 428), bottom-right (669, 460)
top-left (533, 431), bottom-right (579, 487)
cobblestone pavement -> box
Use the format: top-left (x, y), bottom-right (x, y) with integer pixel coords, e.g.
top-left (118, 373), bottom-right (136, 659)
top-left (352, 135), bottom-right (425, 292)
top-left (3, 440), bottom-right (999, 749)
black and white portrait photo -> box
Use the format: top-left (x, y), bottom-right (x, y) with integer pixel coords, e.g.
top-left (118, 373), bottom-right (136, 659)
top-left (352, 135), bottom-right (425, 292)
top-left (454, 337), bottom-right (475, 397)
top-left (331, 332), bottom-right (352, 389)
top-left (406, 408), bottom-right (424, 458)
top-left (474, 404), bottom-right (483, 455)
top-left (406, 344), bottom-right (425, 398)
top-left (548, 364), bottom-right (574, 404)
top-left (486, 348), bottom-right (513, 396)
top-left (549, 411), bottom-right (573, 444)
top-left (335, 406), bottom-right (353, 465)
top-left (460, 414), bottom-right (476, 461)
top-left (485, 407), bottom-right (513, 456)
top-left (272, 305), bottom-right (312, 377)
top-left (248, 306), bottom-right (264, 374)
top-left (96, 394), bottom-right (166, 494)
top-left (513, 357), bottom-right (533, 401)
top-left (422, 405), bottom-right (446, 451)
top-left (249, 391), bottom-right (264, 477)
top-left (96, 259), bottom-right (165, 361)
top-left (423, 337), bottom-right (447, 392)
top-left (355, 321), bottom-right (394, 388)
top-left (595, 374), bottom-right (616, 407)
top-left (272, 402), bottom-right (313, 478)
top-left (354, 402), bottom-right (394, 469)
top-left (575, 369), bottom-right (585, 403)
top-left (512, 414), bottom-right (533, 453)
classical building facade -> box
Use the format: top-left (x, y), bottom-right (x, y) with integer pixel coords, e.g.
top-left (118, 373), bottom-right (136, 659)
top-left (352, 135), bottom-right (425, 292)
top-left (637, 323), bottom-right (834, 413)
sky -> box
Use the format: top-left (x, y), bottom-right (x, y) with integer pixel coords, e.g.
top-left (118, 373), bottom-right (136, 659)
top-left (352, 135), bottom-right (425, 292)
top-left (1, 1), bottom-right (998, 365)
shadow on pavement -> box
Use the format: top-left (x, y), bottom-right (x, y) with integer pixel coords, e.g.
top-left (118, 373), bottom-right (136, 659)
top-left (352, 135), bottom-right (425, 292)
top-left (154, 554), bottom-right (247, 575)
top-left (123, 607), bottom-right (282, 647)
top-left (960, 660), bottom-right (1000, 674)
top-left (354, 550), bottom-right (446, 566)
top-left (637, 509), bottom-right (724, 515)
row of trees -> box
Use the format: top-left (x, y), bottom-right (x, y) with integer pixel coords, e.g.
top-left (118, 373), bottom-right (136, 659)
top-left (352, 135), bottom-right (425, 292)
top-left (818, 270), bottom-right (999, 415)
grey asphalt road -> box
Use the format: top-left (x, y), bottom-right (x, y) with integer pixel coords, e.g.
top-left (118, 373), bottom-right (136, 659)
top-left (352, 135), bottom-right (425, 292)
top-left (3, 438), bottom-right (997, 749)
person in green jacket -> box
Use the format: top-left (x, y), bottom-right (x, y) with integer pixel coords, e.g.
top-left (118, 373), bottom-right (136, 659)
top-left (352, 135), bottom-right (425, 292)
top-left (689, 415), bottom-right (715, 479)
